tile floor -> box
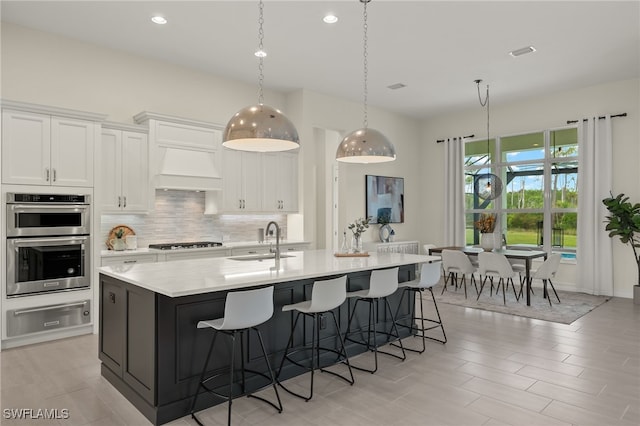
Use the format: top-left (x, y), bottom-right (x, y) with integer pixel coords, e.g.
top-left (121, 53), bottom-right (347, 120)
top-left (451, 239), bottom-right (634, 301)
top-left (1, 297), bottom-right (638, 426)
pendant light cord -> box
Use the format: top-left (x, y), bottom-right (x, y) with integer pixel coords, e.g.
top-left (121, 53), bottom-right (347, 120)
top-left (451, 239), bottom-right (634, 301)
top-left (257, 0), bottom-right (265, 105)
top-left (476, 80), bottom-right (490, 162)
top-left (362, 0), bottom-right (370, 129)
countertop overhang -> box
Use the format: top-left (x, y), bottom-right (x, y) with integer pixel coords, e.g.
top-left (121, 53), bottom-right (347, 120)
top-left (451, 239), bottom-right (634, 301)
top-left (98, 249), bottom-right (440, 297)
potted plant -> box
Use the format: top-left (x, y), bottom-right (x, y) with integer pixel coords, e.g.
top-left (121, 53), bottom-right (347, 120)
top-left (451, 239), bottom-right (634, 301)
top-left (474, 213), bottom-right (497, 251)
top-left (602, 193), bottom-right (640, 303)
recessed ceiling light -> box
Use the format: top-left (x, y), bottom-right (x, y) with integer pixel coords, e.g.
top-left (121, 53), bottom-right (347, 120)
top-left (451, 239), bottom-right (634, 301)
top-left (151, 16), bottom-right (167, 25)
top-left (509, 46), bottom-right (536, 57)
top-left (387, 83), bottom-right (407, 90)
top-left (254, 49), bottom-right (267, 58)
top-left (323, 14), bottom-right (338, 24)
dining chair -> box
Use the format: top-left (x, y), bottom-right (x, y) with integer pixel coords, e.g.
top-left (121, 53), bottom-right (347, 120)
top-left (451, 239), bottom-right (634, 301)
top-left (522, 253), bottom-right (562, 306)
top-left (477, 252), bottom-right (519, 305)
top-left (441, 249), bottom-right (478, 298)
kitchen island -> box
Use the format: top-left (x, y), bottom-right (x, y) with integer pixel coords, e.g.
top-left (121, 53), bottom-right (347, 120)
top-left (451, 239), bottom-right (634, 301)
top-left (98, 249), bottom-right (435, 425)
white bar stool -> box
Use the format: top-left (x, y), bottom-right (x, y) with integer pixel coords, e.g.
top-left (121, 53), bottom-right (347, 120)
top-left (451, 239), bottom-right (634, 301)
top-left (190, 286), bottom-right (282, 426)
top-left (276, 275), bottom-right (354, 401)
top-left (393, 260), bottom-right (447, 353)
top-left (344, 267), bottom-right (406, 373)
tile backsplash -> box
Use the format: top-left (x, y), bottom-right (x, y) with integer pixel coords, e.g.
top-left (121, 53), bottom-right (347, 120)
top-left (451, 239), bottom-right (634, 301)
top-left (100, 190), bottom-right (287, 249)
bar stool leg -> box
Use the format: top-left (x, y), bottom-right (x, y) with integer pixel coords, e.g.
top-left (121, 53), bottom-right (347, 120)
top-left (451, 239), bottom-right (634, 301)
top-left (249, 327), bottom-right (283, 413)
top-left (190, 331), bottom-right (219, 425)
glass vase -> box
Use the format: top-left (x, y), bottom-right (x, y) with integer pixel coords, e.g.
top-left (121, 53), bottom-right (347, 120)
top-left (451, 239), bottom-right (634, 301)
top-left (351, 235), bottom-right (363, 253)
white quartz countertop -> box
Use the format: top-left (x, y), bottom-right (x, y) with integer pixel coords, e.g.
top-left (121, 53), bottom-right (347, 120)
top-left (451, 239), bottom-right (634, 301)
top-left (98, 249), bottom-right (439, 298)
top-left (100, 240), bottom-right (310, 257)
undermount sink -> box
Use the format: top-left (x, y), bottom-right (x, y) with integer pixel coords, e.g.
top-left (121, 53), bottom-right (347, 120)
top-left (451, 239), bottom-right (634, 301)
top-left (228, 253), bottom-right (295, 261)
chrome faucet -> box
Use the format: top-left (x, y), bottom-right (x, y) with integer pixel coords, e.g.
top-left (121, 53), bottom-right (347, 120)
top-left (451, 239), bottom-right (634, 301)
top-left (265, 221), bottom-right (281, 266)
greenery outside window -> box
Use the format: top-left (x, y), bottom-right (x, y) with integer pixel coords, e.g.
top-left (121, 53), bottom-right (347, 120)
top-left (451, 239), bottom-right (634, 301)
top-left (464, 128), bottom-right (578, 258)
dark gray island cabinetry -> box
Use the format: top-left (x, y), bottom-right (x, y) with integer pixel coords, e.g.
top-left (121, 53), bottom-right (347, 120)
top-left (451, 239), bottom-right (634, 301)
top-left (98, 250), bottom-right (431, 425)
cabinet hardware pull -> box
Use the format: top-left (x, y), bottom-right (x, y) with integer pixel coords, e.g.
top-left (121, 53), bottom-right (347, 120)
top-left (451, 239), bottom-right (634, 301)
top-left (53, 169), bottom-right (57, 182)
top-left (123, 260), bottom-right (137, 264)
top-left (45, 168), bottom-right (50, 181)
top-left (123, 196), bottom-right (127, 208)
top-left (14, 302), bottom-right (87, 315)
top-left (118, 196), bottom-right (122, 207)
top-left (239, 199), bottom-right (242, 209)
top-left (44, 321), bottom-right (61, 327)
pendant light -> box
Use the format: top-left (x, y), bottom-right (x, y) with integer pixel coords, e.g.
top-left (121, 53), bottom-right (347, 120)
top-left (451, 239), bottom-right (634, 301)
top-left (473, 79), bottom-right (502, 200)
top-left (336, 0), bottom-right (396, 163)
top-left (223, 0), bottom-right (299, 152)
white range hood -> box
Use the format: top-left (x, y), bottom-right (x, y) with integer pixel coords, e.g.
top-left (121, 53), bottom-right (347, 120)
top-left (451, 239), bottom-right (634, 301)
top-left (154, 146), bottom-right (222, 191)
top-left (135, 111), bottom-right (223, 192)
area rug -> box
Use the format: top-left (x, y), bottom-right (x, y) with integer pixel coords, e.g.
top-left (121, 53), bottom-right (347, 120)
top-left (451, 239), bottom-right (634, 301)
top-left (429, 279), bottom-right (610, 324)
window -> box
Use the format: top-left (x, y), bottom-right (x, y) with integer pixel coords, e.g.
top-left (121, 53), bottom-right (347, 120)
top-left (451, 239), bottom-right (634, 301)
top-left (464, 127), bottom-right (578, 257)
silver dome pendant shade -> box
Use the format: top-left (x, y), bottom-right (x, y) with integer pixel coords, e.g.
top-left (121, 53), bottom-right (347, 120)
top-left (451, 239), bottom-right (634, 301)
top-left (223, 104), bottom-right (299, 152)
top-left (222, 0), bottom-right (299, 153)
top-left (336, 0), bottom-right (396, 163)
top-left (336, 128), bottom-right (396, 163)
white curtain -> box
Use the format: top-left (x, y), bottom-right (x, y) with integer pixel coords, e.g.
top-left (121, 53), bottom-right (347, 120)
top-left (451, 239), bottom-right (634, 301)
top-left (577, 117), bottom-right (613, 295)
top-left (444, 137), bottom-right (466, 246)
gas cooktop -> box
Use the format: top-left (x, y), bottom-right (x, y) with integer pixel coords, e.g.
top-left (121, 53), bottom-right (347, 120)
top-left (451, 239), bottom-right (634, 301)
top-left (148, 242), bottom-right (223, 250)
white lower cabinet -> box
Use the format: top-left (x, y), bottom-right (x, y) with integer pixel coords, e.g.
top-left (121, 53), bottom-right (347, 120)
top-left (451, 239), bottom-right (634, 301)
top-left (230, 247), bottom-right (271, 256)
top-left (101, 254), bottom-right (158, 267)
top-left (161, 250), bottom-right (230, 262)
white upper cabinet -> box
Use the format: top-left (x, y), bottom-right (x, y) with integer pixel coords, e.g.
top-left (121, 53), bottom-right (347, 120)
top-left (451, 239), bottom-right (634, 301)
top-left (220, 150), bottom-right (299, 214)
top-left (100, 125), bottom-right (149, 213)
top-left (222, 150), bottom-right (262, 212)
top-left (262, 152), bottom-right (298, 212)
top-left (1, 103), bottom-right (104, 187)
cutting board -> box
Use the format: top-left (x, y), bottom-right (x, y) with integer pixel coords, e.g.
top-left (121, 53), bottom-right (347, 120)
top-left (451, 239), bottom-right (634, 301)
top-left (106, 225), bottom-right (136, 250)
top-left (334, 252), bottom-right (370, 257)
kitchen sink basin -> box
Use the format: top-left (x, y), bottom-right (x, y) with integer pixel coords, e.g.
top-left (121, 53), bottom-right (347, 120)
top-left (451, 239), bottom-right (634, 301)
top-left (228, 253), bottom-right (295, 261)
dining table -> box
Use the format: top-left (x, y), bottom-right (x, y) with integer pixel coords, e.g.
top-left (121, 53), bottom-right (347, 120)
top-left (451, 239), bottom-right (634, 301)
top-left (428, 246), bottom-right (548, 306)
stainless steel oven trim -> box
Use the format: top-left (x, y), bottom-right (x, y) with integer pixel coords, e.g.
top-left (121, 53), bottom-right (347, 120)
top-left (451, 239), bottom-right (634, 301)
top-left (6, 235), bottom-right (90, 297)
top-left (6, 203), bottom-right (91, 237)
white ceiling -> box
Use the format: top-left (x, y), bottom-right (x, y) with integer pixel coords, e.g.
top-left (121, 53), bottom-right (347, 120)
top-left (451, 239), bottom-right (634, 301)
top-left (2, 1), bottom-right (639, 119)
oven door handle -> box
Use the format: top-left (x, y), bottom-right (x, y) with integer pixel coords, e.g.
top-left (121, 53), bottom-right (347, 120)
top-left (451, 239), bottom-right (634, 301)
top-left (9, 236), bottom-right (89, 245)
top-left (13, 302), bottom-right (88, 316)
top-left (9, 204), bottom-right (90, 210)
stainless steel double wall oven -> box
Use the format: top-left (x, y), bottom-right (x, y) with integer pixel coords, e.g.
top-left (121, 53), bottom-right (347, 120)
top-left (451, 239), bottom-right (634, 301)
top-left (6, 193), bottom-right (91, 297)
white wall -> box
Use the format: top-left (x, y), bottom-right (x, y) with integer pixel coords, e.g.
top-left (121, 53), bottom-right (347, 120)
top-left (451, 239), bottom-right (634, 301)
top-left (286, 89), bottom-right (423, 249)
top-left (1, 23), bottom-right (424, 250)
top-left (420, 78), bottom-right (640, 298)
top-left (0, 23), bottom-right (286, 125)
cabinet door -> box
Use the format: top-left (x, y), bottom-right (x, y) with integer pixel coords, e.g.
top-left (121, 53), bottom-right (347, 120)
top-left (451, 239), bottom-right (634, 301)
top-left (121, 131), bottom-right (149, 212)
top-left (278, 152), bottom-right (298, 212)
top-left (262, 152), bottom-right (298, 212)
top-left (261, 153), bottom-right (280, 211)
top-left (100, 129), bottom-right (123, 212)
top-left (99, 278), bottom-right (125, 377)
top-left (1, 110), bottom-right (51, 185)
top-left (51, 117), bottom-right (95, 187)
top-left (241, 152), bottom-right (262, 211)
top-left (222, 149), bottom-right (244, 212)
top-left (101, 254), bottom-right (158, 267)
